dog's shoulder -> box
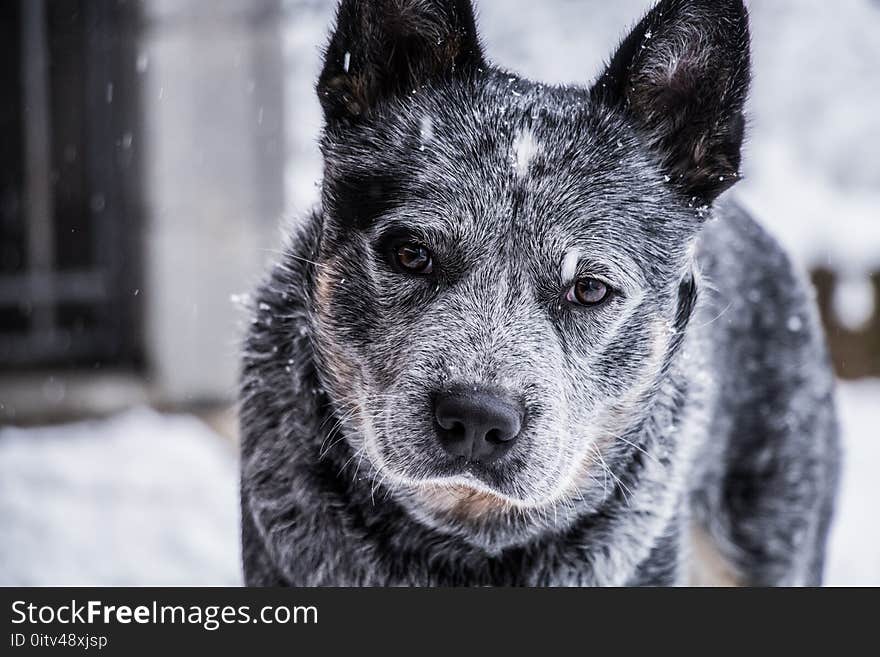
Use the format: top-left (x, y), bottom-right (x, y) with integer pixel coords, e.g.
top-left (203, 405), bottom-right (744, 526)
top-left (696, 198), bottom-right (816, 332)
top-left (693, 195), bottom-right (837, 455)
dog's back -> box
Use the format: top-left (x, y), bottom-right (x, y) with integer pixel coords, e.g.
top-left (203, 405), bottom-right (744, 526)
top-left (689, 201), bottom-right (840, 585)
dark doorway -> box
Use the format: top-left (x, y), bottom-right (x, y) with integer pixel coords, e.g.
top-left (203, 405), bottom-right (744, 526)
top-left (0, 0), bottom-right (144, 370)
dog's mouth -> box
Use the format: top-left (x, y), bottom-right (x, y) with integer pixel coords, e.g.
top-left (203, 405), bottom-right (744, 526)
top-left (426, 455), bottom-right (511, 483)
top-left (367, 435), bottom-right (515, 491)
top-left (367, 435), bottom-right (569, 510)
top-left (412, 477), bottom-right (521, 518)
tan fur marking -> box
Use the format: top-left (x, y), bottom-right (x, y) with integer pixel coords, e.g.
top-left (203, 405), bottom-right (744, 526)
top-left (313, 260), bottom-right (336, 313)
top-left (314, 258), bottom-right (359, 388)
top-left (689, 525), bottom-right (741, 587)
top-left (418, 485), bottom-right (512, 521)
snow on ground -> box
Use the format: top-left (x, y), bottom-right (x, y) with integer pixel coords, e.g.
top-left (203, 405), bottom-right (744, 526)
top-left (0, 409), bottom-right (241, 586)
top-left (826, 380), bottom-right (880, 586)
top-left (0, 381), bottom-right (877, 586)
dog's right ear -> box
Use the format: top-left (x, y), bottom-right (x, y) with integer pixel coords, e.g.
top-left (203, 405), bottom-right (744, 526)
top-left (317, 0), bottom-right (485, 124)
top-left (592, 0), bottom-right (750, 204)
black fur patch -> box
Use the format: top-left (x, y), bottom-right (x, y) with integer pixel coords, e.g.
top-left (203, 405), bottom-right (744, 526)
top-left (323, 171), bottom-right (404, 230)
top-left (674, 271), bottom-right (698, 334)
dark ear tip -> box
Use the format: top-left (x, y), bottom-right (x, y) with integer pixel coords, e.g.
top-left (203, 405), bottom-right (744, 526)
top-left (658, 0), bottom-right (750, 31)
top-left (317, 0), bottom-right (484, 124)
top-left (593, 0), bottom-right (752, 205)
top-left (677, 0), bottom-right (747, 12)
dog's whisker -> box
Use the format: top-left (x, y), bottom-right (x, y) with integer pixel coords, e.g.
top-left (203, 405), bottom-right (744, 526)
top-left (691, 300), bottom-right (734, 330)
top-left (615, 435), bottom-right (661, 465)
top-left (591, 445), bottom-right (634, 507)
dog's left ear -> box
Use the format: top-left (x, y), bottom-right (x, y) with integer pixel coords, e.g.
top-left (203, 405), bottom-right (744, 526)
top-left (593, 0), bottom-right (750, 204)
top-left (318, 0), bottom-right (485, 124)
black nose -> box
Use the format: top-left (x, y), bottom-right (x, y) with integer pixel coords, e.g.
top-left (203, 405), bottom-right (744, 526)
top-left (433, 387), bottom-right (523, 463)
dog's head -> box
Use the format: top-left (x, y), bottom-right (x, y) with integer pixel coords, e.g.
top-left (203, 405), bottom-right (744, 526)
top-left (309, 0), bottom-right (749, 544)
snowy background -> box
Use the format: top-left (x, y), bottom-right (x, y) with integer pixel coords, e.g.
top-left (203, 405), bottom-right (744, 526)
top-left (1, 0), bottom-right (878, 586)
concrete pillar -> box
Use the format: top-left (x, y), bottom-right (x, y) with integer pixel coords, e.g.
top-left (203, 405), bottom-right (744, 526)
top-left (141, 0), bottom-right (285, 403)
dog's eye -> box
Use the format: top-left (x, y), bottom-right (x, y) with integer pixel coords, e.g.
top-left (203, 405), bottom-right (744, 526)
top-left (395, 243), bottom-right (433, 275)
top-left (566, 278), bottom-right (611, 306)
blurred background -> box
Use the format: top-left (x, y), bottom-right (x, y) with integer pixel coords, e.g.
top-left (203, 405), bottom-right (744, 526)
top-left (0, 0), bottom-right (877, 585)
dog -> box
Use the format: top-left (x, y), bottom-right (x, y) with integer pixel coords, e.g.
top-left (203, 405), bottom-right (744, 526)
top-left (239, 0), bottom-right (841, 586)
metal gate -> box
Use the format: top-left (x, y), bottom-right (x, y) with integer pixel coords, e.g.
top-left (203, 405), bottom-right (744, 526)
top-left (0, 0), bottom-right (143, 370)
